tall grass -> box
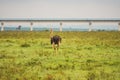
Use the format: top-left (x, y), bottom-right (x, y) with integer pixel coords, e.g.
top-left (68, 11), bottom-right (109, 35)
top-left (0, 31), bottom-right (120, 80)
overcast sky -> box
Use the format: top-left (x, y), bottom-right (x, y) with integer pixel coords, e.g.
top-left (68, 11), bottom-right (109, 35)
top-left (0, 0), bottom-right (120, 18)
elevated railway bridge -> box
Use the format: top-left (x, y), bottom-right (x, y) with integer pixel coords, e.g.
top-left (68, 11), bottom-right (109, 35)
top-left (0, 18), bottom-right (120, 31)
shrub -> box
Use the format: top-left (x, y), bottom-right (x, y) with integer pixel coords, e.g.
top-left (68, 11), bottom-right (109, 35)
top-left (21, 43), bottom-right (30, 47)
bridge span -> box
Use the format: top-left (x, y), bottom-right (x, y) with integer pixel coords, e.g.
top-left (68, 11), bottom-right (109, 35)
top-left (0, 18), bottom-right (120, 31)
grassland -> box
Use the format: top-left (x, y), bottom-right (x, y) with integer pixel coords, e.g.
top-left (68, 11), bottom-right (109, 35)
top-left (0, 31), bottom-right (120, 80)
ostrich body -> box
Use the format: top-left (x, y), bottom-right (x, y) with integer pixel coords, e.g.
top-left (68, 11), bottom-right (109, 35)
top-left (51, 35), bottom-right (62, 50)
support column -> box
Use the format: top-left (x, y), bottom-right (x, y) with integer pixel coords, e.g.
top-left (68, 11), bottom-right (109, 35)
top-left (1, 22), bottom-right (4, 31)
top-left (118, 23), bottom-right (120, 31)
top-left (30, 22), bottom-right (33, 31)
top-left (60, 22), bottom-right (62, 32)
top-left (89, 22), bottom-right (92, 32)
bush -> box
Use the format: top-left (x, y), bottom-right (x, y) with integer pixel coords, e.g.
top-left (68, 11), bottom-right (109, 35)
top-left (21, 43), bottom-right (31, 47)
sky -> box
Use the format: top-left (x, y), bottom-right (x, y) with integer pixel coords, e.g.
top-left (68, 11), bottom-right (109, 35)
top-left (0, 0), bottom-right (120, 19)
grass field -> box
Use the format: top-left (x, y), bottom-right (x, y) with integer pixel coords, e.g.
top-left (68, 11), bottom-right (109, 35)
top-left (0, 31), bottom-right (120, 80)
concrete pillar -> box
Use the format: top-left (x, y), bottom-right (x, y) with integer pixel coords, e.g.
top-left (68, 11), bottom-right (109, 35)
top-left (1, 22), bottom-right (4, 31)
top-left (89, 22), bottom-right (92, 32)
top-left (60, 22), bottom-right (62, 32)
top-left (30, 22), bottom-right (33, 31)
top-left (118, 23), bottom-right (120, 31)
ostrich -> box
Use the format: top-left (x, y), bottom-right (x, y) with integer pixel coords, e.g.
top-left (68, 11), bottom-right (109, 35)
top-left (16, 25), bottom-right (21, 30)
top-left (50, 28), bottom-right (62, 51)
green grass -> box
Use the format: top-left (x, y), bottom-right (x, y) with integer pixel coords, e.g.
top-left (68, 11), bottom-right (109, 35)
top-left (0, 31), bottom-right (120, 80)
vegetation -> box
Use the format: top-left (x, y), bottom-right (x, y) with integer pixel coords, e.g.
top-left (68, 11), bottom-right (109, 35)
top-left (0, 31), bottom-right (120, 80)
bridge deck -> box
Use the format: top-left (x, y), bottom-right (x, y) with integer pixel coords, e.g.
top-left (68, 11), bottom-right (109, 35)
top-left (0, 18), bottom-right (120, 22)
